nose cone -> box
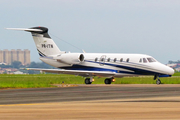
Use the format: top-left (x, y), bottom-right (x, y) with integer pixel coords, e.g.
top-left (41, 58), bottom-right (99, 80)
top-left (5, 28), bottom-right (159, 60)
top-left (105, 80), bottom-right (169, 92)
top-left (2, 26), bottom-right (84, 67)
top-left (155, 63), bottom-right (174, 75)
top-left (162, 64), bottom-right (174, 75)
top-left (167, 67), bottom-right (175, 75)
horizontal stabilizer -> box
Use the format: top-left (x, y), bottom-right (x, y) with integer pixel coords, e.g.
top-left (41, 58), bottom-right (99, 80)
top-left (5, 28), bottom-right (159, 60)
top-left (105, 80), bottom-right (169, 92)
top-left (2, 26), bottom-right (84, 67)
top-left (6, 28), bottom-right (42, 32)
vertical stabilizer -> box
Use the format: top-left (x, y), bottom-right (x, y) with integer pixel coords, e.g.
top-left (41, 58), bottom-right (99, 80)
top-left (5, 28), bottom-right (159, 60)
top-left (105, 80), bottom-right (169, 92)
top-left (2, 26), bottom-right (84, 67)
top-left (7, 27), bottom-right (63, 57)
top-left (30, 27), bottom-right (61, 57)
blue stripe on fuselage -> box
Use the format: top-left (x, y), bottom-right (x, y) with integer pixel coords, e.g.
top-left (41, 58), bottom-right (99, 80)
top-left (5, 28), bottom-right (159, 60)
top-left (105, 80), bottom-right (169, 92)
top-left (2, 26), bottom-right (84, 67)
top-left (59, 60), bottom-right (167, 76)
top-left (60, 65), bottom-right (161, 75)
top-left (85, 60), bottom-right (160, 75)
top-left (96, 60), bottom-right (169, 76)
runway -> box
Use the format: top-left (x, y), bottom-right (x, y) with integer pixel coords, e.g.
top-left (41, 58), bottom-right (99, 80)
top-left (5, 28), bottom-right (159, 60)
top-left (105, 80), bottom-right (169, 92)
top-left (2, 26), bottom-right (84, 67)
top-left (0, 84), bottom-right (180, 104)
top-left (1, 84), bottom-right (180, 119)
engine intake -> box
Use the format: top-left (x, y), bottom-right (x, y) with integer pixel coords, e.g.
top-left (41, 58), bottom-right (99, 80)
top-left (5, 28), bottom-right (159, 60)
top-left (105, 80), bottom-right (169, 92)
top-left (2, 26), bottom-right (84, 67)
top-left (55, 53), bottom-right (84, 65)
top-left (79, 54), bottom-right (84, 62)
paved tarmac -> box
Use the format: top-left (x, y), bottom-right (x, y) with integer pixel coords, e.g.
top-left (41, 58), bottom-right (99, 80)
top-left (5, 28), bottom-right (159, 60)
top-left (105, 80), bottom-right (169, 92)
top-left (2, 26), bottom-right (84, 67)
top-left (1, 84), bottom-right (180, 119)
top-left (1, 99), bottom-right (180, 120)
top-left (1, 84), bottom-right (180, 104)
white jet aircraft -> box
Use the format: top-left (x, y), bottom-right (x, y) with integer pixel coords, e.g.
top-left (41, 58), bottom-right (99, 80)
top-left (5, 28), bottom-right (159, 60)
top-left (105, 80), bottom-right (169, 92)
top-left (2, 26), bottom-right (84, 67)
top-left (7, 26), bottom-right (174, 85)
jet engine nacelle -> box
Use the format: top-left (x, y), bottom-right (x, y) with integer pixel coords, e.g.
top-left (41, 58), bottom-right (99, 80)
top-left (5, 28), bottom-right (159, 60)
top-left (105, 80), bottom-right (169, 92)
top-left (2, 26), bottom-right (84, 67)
top-left (54, 53), bottom-right (84, 65)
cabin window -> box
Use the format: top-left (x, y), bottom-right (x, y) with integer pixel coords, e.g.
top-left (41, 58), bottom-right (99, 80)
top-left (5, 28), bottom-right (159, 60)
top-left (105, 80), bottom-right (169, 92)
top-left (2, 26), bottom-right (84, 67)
top-left (139, 58), bottom-right (142, 63)
top-left (147, 58), bottom-right (156, 62)
top-left (95, 58), bottom-right (98, 62)
top-left (120, 58), bottom-right (123, 62)
top-left (114, 58), bottom-right (117, 62)
top-left (107, 58), bottom-right (111, 62)
top-left (143, 58), bottom-right (147, 63)
top-left (126, 58), bottom-right (129, 62)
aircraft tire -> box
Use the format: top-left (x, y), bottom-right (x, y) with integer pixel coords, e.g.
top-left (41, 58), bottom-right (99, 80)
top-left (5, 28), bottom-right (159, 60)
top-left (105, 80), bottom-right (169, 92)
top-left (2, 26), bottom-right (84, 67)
top-left (156, 79), bottom-right (161, 85)
top-left (85, 78), bottom-right (92, 84)
top-left (104, 78), bottom-right (112, 84)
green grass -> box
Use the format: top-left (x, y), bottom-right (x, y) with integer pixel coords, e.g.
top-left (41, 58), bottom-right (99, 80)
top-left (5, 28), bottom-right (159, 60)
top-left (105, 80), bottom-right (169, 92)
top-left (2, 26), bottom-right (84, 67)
top-left (0, 74), bottom-right (84, 88)
top-left (0, 73), bottom-right (180, 88)
top-left (173, 72), bottom-right (180, 76)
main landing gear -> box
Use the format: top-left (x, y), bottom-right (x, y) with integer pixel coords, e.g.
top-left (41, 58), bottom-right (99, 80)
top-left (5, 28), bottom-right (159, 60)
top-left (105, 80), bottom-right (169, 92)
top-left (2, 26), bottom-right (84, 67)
top-left (104, 78), bottom-right (112, 84)
top-left (85, 77), bottom-right (95, 84)
top-left (104, 78), bottom-right (115, 84)
top-left (84, 77), bottom-right (115, 85)
top-left (85, 78), bottom-right (92, 84)
top-left (154, 75), bottom-right (161, 85)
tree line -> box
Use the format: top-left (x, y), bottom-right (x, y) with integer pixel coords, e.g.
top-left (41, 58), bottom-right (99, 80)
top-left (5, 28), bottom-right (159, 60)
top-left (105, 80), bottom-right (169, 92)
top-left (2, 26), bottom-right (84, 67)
top-left (168, 60), bottom-right (180, 64)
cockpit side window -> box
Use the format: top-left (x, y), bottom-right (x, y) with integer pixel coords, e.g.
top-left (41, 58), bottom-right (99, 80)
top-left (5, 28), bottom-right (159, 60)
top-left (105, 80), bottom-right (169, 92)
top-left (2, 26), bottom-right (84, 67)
top-left (143, 58), bottom-right (147, 63)
top-left (147, 58), bottom-right (156, 62)
top-left (95, 57), bottom-right (98, 62)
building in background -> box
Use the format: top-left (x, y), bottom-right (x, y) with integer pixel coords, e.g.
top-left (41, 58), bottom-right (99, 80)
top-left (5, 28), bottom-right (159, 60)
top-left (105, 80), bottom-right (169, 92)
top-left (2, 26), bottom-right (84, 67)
top-left (24, 49), bottom-right (31, 65)
top-left (0, 49), bottom-right (30, 65)
top-left (0, 50), bottom-right (3, 64)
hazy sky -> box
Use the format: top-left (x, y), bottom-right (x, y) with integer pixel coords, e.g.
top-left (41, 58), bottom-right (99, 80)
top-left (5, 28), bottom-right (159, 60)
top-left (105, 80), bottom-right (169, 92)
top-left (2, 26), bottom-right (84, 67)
top-left (0, 0), bottom-right (180, 64)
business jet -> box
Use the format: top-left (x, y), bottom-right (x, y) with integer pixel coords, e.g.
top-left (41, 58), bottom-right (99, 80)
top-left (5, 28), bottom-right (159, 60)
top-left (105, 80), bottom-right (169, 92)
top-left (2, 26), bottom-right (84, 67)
top-left (7, 26), bottom-right (174, 85)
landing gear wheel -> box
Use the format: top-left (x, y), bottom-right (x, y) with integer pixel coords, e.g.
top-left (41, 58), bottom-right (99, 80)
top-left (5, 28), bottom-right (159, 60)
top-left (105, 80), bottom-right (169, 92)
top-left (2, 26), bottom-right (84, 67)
top-left (104, 78), bottom-right (112, 84)
top-left (156, 79), bottom-right (161, 85)
top-left (85, 78), bottom-right (92, 84)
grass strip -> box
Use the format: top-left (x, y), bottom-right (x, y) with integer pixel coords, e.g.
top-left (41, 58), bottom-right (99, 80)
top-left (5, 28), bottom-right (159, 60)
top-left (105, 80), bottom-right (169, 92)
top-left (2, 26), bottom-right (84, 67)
top-left (0, 73), bottom-right (179, 88)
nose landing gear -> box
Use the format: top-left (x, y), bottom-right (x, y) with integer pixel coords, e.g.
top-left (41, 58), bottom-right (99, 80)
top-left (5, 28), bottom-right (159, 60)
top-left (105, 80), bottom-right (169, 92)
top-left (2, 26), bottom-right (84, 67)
top-left (156, 79), bottom-right (161, 85)
top-left (154, 75), bottom-right (161, 85)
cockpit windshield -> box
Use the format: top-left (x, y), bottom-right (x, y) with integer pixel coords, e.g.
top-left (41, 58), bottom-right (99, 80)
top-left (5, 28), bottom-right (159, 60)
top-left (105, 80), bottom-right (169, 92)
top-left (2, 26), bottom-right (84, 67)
top-left (147, 58), bottom-right (156, 62)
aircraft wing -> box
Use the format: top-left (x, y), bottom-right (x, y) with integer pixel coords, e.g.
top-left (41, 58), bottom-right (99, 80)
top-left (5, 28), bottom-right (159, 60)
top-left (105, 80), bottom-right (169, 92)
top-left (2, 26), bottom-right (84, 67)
top-left (25, 68), bottom-right (116, 77)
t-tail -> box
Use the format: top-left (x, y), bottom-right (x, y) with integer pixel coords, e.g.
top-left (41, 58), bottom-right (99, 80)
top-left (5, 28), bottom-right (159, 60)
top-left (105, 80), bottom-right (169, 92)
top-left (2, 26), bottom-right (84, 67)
top-left (6, 27), bottom-right (64, 57)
